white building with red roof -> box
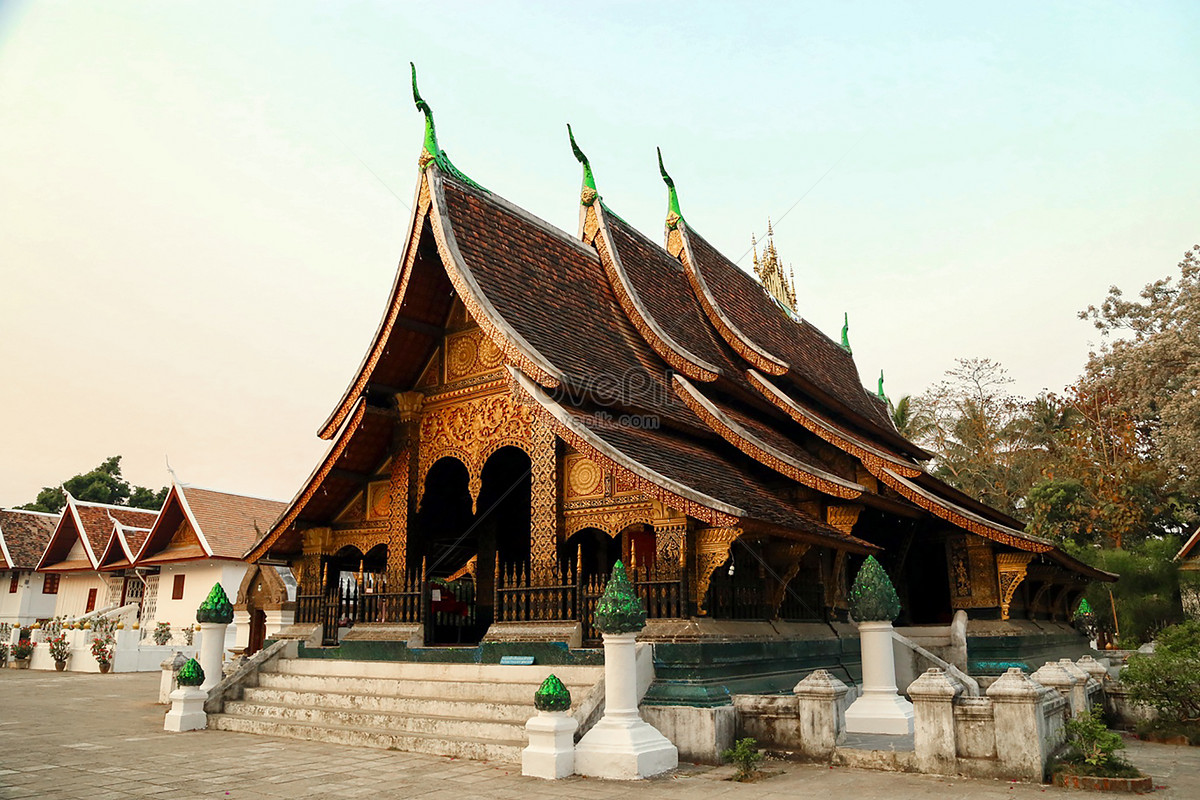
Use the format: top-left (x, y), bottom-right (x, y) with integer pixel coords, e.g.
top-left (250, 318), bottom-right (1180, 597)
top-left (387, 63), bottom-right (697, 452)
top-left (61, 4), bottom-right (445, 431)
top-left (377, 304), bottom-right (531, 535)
top-left (0, 508), bottom-right (61, 625)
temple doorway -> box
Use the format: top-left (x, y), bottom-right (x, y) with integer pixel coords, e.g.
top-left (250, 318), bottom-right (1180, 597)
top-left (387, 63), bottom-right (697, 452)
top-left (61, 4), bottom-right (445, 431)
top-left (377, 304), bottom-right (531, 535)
top-left (415, 448), bottom-right (532, 645)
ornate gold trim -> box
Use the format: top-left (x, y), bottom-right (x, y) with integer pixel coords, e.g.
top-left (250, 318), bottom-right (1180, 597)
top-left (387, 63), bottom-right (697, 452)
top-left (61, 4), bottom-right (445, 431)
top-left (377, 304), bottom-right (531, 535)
top-left (695, 526), bottom-right (742, 614)
top-left (997, 552), bottom-right (1035, 620)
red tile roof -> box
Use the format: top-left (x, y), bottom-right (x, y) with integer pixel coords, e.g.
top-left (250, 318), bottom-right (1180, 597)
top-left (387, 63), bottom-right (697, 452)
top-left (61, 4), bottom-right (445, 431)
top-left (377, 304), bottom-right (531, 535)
top-left (142, 484), bottom-right (286, 563)
top-left (0, 509), bottom-right (58, 569)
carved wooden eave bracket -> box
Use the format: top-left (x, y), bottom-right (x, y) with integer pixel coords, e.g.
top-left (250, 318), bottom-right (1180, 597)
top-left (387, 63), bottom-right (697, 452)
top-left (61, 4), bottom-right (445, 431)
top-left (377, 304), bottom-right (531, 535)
top-left (674, 224), bottom-right (790, 376)
top-left (426, 167), bottom-right (567, 391)
top-left (318, 175), bottom-right (432, 441)
top-left (673, 374), bottom-right (864, 500)
top-left (997, 552), bottom-right (1036, 620)
top-left (246, 397), bottom-right (370, 563)
top-left (695, 526), bottom-right (743, 614)
top-left (747, 370), bottom-right (925, 477)
top-left (874, 467), bottom-right (1055, 554)
top-left (507, 366), bottom-right (742, 528)
top-left (586, 205), bottom-right (722, 383)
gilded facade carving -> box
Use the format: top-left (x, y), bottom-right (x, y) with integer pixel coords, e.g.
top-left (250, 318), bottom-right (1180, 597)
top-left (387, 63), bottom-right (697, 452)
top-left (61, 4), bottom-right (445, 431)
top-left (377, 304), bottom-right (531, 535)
top-left (695, 527), bottom-right (742, 614)
top-left (529, 415), bottom-right (558, 580)
top-left (418, 387), bottom-right (533, 510)
top-left (825, 504), bottom-right (863, 534)
top-left (946, 536), bottom-right (1000, 610)
top-left (997, 552), bottom-right (1035, 620)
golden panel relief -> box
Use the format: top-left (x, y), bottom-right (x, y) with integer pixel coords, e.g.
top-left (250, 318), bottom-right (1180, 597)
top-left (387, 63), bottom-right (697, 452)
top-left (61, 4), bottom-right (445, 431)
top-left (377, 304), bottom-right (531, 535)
top-left (997, 552), bottom-right (1035, 620)
top-left (418, 387), bottom-right (533, 510)
top-left (565, 453), bottom-right (605, 499)
top-left (367, 481), bottom-right (391, 520)
top-left (695, 526), bottom-right (742, 614)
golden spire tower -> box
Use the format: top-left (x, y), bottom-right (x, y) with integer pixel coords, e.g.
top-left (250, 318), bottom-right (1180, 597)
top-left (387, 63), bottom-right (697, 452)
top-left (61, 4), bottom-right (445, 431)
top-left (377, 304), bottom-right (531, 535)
top-left (752, 219), bottom-right (798, 314)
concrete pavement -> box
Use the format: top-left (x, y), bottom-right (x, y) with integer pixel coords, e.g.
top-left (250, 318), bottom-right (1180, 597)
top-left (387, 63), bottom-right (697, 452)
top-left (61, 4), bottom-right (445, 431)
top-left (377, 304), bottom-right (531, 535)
top-left (1, 669), bottom-right (1196, 799)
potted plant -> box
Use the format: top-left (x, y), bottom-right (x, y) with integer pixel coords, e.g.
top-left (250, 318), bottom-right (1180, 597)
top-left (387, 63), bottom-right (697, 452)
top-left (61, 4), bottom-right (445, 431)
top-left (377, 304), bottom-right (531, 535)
top-left (1052, 708), bottom-right (1150, 791)
top-left (90, 632), bottom-right (115, 673)
top-left (153, 622), bottom-right (172, 646)
top-left (90, 616), bottom-right (117, 674)
top-left (48, 632), bottom-right (71, 671)
top-left (10, 639), bottom-right (35, 669)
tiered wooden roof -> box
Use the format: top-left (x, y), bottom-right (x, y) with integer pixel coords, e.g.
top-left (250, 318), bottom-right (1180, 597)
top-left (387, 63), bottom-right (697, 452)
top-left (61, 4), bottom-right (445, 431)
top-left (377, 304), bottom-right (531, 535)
top-left (138, 484), bottom-right (286, 565)
top-left (37, 496), bottom-right (159, 572)
top-left (248, 74), bottom-right (1113, 584)
top-left (0, 509), bottom-right (59, 570)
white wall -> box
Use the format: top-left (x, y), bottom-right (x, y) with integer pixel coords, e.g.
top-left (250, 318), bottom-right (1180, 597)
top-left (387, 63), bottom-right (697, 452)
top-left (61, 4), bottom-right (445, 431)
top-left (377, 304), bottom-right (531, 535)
top-left (149, 561), bottom-right (247, 647)
top-left (0, 571), bottom-right (61, 624)
top-left (52, 573), bottom-right (110, 618)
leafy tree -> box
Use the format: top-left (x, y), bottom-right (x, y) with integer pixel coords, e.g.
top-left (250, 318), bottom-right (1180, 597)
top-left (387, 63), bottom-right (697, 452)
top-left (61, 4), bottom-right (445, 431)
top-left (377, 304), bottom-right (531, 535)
top-left (1075, 537), bottom-right (1186, 645)
top-left (1122, 619), bottom-right (1200, 725)
top-left (1026, 380), bottom-right (1171, 548)
top-left (911, 358), bottom-right (1032, 517)
top-left (17, 456), bottom-right (167, 513)
top-left (1082, 244), bottom-right (1200, 520)
top-left (891, 394), bottom-right (933, 441)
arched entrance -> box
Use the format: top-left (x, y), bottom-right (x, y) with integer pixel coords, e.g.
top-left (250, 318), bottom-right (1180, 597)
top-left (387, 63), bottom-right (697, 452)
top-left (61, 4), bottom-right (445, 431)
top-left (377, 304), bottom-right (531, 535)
top-left (235, 564), bottom-right (296, 655)
top-left (414, 448), bottom-right (532, 645)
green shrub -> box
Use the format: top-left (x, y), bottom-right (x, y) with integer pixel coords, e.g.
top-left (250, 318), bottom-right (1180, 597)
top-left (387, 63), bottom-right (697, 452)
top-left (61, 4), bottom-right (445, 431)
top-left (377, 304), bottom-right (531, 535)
top-left (721, 737), bottom-right (763, 782)
top-left (1122, 620), bottom-right (1200, 724)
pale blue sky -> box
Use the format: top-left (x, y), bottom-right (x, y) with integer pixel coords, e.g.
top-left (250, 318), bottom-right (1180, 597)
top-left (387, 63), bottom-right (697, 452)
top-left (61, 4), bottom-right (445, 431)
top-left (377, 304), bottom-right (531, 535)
top-left (1, 1), bottom-right (1197, 506)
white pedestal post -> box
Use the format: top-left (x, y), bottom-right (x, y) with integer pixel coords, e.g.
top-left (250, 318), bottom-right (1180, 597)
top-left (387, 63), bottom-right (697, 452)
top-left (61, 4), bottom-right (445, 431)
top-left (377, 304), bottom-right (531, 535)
top-left (845, 620), bottom-right (914, 734)
top-left (198, 622), bottom-right (227, 692)
top-left (164, 686), bottom-right (208, 732)
top-left (574, 632), bottom-right (678, 780)
top-left (523, 711), bottom-right (578, 779)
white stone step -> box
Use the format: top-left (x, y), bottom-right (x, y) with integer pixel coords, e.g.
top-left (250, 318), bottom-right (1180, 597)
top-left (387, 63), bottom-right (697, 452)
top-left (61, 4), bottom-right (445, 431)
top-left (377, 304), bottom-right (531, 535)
top-left (210, 713), bottom-right (523, 763)
top-left (255, 671), bottom-right (594, 704)
top-left (241, 686), bottom-right (543, 722)
top-left (269, 657), bottom-right (601, 686)
top-left (222, 700), bottom-right (524, 740)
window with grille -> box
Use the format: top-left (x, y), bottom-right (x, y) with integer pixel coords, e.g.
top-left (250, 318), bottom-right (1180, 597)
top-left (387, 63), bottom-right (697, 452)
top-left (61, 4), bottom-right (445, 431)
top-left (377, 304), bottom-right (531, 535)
top-left (42, 573), bottom-right (60, 594)
top-left (8, 572), bottom-right (18, 593)
top-left (85, 588), bottom-right (97, 612)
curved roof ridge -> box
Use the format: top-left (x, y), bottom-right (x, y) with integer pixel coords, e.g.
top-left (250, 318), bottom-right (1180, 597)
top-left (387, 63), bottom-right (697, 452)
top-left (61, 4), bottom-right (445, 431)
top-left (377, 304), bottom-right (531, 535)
top-left (427, 167), bottom-right (567, 389)
top-left (676, 223), bottom-right (791, 375)
top-left (673, 374), bottom-right (865, 500)
top-left (590, 204), bottom-right (722, 382)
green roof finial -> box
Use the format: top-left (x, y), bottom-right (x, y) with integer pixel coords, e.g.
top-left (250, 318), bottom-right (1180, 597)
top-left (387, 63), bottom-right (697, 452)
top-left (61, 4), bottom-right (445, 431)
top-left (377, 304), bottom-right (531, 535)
top-left (409, 63), bottom-right (486, 191)
top-left (876, 370), bottom-right (889, 404)
top-left (840, 312), bottom-right (852, 355)
top-left (568, 124), bottom-right (599, 207)
top-left (849, 555), bottom-right (902, 622)
top-left (176, 657), bottom-right (205, 687)
top-left (534, 674), bottom-right (572, 712)
top-left (411, 62), bottom-right (440, 169)
top-left (196, 582), bottom-right (234, 625)
top-left (593, 560), bottom-right (646, 635)
top-left (657, 147), bottom-right (684, 230)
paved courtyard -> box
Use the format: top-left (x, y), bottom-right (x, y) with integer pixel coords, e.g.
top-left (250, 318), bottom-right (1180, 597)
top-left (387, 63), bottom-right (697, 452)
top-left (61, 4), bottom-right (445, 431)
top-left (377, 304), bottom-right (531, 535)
top-left (1, 669), bottom-right (1198, 799)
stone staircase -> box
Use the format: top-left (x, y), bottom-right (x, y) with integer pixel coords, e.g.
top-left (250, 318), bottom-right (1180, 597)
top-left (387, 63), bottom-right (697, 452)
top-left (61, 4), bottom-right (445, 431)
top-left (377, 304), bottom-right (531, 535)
top-left (208, 657), bottom-right (604, 763)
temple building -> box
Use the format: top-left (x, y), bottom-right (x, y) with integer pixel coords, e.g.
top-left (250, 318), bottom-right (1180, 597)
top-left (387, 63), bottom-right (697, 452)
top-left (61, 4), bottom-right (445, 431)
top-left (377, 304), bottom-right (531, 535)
top-left (0, 508), bottom-right (60, 625)
top-left (36, 495), bottom-right (159, 617)
top-left (135, 482), bottom-right (287, 649)
top-left (246, 70), bottom-right (1112, 699)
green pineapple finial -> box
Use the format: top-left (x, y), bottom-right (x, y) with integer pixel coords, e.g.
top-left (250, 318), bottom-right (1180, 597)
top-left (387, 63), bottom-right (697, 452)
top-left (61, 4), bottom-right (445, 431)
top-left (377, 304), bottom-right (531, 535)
top-left (568, 124), bottom-right (599, 207)
top-left (849, 555), bottom-right (901, 622)
top-left (1077, 597), bottom-right (1093, 615)
top-left (196, 582), bottom-right (234, 624)
top-left (593, 560), bottom-right (646, 635)
top-left (176, 657), bottom-right (205, 687)
top-left (841, 313), bottom-right (852, 355)
top-left (534, 674), bottom-right (572, 712)
top-left (657, 147), bottom-right (684, 230)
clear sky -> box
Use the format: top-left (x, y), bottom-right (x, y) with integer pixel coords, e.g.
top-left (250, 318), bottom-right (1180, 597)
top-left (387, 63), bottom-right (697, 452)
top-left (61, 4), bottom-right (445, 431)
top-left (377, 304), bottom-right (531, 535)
top-left (1, 1), bottom-right (1197, 508)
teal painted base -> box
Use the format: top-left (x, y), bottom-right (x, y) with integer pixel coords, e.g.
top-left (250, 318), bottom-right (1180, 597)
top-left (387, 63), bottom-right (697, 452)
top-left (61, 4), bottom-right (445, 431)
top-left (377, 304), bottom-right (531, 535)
top-left (967, 627), bottom-right (1095, 675)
